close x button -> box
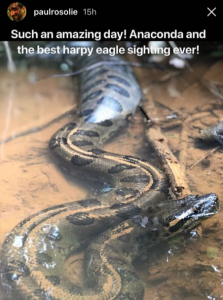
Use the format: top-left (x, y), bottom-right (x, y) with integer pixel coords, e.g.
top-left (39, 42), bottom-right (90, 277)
top-left (207, 7), bottom-right (216, 17)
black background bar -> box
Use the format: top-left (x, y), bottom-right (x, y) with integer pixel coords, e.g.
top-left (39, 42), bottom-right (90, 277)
top-left (0, 2), bottom-right (221, 41)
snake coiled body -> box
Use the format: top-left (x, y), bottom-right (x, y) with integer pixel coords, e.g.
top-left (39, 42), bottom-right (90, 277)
top-left (0, 53), bottom-right (219, 300)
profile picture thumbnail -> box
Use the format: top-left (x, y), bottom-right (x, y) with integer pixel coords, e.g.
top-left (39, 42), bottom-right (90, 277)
top-left (7, 2), bottom-right (26, 22)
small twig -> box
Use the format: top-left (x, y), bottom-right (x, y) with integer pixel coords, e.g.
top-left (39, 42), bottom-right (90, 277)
top-left (178, 111), bottom-right (212, 174)
top-left (37, 61), bottom-right (165, 82)
top-left (127, 53), bottom-right (191, 197)
top-left (1, 106), bottom-right (77, 144)
top-left (143, 71), bottom-right (181, 94)
top-left (145, 104), bottom-right (191, 197)
top-left (188, 146), bottom-right (220, 170)
top-left (3, 41), bottom-right (16, 73)
top-left (138, 105), bottom-right (151, 122)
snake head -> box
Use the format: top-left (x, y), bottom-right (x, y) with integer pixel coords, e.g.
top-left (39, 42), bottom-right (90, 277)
top-left (129, 193), bottom-right (219, 258)
top-left (145, 193), bottom-right (219, 236)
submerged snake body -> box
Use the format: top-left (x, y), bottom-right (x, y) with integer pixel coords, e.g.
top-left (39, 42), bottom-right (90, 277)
top-left (0, 54), bottom-right (219, 300)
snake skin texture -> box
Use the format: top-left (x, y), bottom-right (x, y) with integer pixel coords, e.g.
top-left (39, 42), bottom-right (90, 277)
top-left (0, 53), bottom-right (219, 300)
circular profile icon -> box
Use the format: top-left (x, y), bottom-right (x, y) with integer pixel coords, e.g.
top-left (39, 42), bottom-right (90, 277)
top-left (7, 2), bottom-right (26, 22)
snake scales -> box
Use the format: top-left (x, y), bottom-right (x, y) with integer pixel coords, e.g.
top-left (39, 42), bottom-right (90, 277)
top-left (0, 53), bottom-right (219, 300)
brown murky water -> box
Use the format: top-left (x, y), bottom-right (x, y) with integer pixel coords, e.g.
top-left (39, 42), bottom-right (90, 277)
top-left (0, 47), bottom-right (223, 300)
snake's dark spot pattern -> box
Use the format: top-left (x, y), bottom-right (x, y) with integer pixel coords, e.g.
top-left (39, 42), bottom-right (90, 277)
top-left (45, 275), bottom-right (61, 286)
top-left (59, 122), bottom-right (77, 132)
top-left (83, 69), bottom-right (108, 84)
top-left (105, 84), bottom-right (130, 98)
top-left (88, 148), bottom-right (105, 155)
top-left (84, 79), bottom-right (106, 93)
top-left (32, 288), bottom-right (49, 298)
top-left (66, 123), bottom-right (77, 130)
top-left (72, 140), bottom-right (94, 147)
top-left (50, 136), bottom-right (64, 148)
top-left (123, 155), bottom-right (137, 160)
top-left (71, 155), bottom-right (93, 166)
top-left (120, 175), bottom-right (150, 183)
top-left (110, 202), bottom-right (131, 210)
top-left (97, 96), bottom-right (123, 112)
top-left (132, 215), bottom-right (143, 224)
top-left (36, 253), bottom-right (53, 264)
top-left (78, 198), bottom-right (101, 207)
top-left (57, 137), bottom-right (64, 145)
top-left (73, 130), bottom-right (100, 138)
top-left (62, 137), bottom-right (67, 144)
top-left (123, 156), bottom-right (147, 163)
top-left (38, 204), bottom-right (66, 215)
top-left (107, 75), bottom-right (131, 87)
top-left (68, 123), bottom-right (77, 130)
top-left (66, 212), bottom-right (95, 226)
top-left (82, 90), bottom-right (103, 103)
top-left (107, 256), bottom-right (128, 267)
top-left (5, 260), bottom-right (30, 280)
top-left (18, 208), bottom-right (65, 234)
top-left (98, 120), bottom-right (113, 127)
top-left (82, 109), bottom-right (94, 116)
top-left (123, 155), bottom-right (138, 163)
top-left (169, 218), bottom-right (188, 233)
top-left (69, 285), bottom-right (83, 295)
top-left (49, 137), bottom-right (60, 150)
top-left (116, 204), bottom-right (142, 219)
top-left (114, 224), bottom-right (132, 235)
top-left (119, 269), bottom-right (140, 283)
top-left (108, 164), bottom-right (135, 174)
top-left (115, 188), bottom-right (139, 199)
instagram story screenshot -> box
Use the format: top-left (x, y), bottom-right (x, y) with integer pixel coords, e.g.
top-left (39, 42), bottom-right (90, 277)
top-left (0, 2), bottom-right (222, 300)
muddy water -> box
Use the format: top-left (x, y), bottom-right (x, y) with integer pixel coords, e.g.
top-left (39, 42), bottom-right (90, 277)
top-left (0, 56), bottom-right (223, 300)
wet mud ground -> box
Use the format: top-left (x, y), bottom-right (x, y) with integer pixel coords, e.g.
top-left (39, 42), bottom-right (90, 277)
top-left (0, 54), bottom-right (223, 300)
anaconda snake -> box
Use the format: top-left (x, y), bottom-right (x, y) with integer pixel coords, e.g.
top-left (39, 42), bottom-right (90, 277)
top-left (0, 53), bottom-right (219, 300)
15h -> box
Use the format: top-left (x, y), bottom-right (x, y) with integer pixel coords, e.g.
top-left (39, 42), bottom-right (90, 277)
top-left (83, 8), bottom-right (97, 15)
